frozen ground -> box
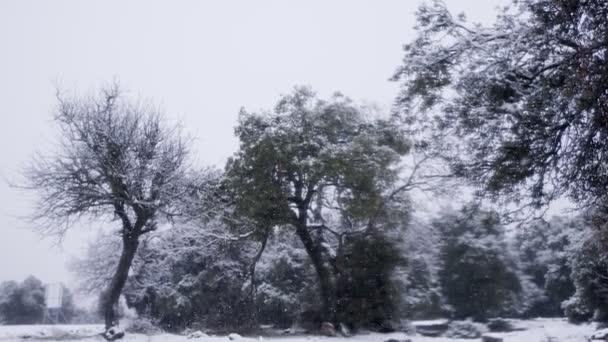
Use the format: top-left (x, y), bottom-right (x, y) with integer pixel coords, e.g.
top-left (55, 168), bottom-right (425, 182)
top-left (0, 319), bottom-right (597, 341)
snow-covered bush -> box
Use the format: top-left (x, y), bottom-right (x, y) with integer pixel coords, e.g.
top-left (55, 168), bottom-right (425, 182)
top-left (444, 320), bottom-right (488, 339)
top-left (124, 317), bottom-right (163, 334)
top-left (562, 215), bottom-right (608, 323)
top-left (398, 255), bottom-right (444, 319)
top-left (562, 293), bottom-right (593, 323)
top-left (396, 218), bottom-right (445, 320)
top-left (486, 318), bottom-right (515, 332)
top-left (73, 223), bottom-right (259, 332)
top-left (253, 232), bottom-right (316, 329)
top-left (513, 217), bottom-right (578, 317)
top-left (129, 237), bottom-right (257, 332)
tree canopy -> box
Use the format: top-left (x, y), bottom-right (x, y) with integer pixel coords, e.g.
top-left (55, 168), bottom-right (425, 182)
top-left (225, 86), bottom-right (410, 324)
top-left (393, 0), bottom-right (608, 211)
top-left (24, 84), bottom-right (196, 336)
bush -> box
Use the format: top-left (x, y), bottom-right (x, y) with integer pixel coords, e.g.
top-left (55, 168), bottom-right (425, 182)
top-left (487, 318), bottom-right (515, 332)
top-left (435, 209), bottom-right (522, 320)
top-left (398, 255), bottom-right (444, 319)
top-left (124, 317), bottom-right (163, 334)
top-left (254, 248), bottom-right (315, 329)
top-left (336, 233), bottom-right (401, 330)
top-left (514, 217), bottom-right (577, 318)
top-left (444, 320), bottom-right (488, 339)
top-left (562, 294), bottom-right (593, 323)
top-left (564, 218), bottom-right (608, 323)
top-left (0, 276), bottom-right (75, 324)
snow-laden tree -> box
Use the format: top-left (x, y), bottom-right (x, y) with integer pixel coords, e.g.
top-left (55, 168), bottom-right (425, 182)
top-left (434, 208), bottom-right (522, 320)
top-left (562, 210), bottom-right (608, 322)
top-left (0, 281), bottom-right (20, 325)
top-left (24, 84), bottom-right (197, 338)
top-left (0, 276), bottom-right (75, 325)
top-left (252, 228), bottom-right (316, 329)
top-left (513, 216), bottom-right (577, 317)
top-left (225, 86), bottom-right (411, 324)
top-left (0, 277), bottom-right (44, 324)
top-left (69, 231), bottom-right (159, 303)
top-left (393, 0), bottom-right (608, 212)
top-left (72, 219), bottom-right (261, 332)
top-left (395, 217), bottom-right (445, 319)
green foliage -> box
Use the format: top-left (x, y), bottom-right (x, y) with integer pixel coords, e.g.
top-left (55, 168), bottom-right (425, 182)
top-left (253, 232), bottom-right (317, 329)
top-left (564, 217), bottom-right (608, 322)
top-left (336, 233), bottom-right (402, 330)
top-left (514, 217), bottom-right (576, 317)
top-left (399, 255), bottom-right (444, 319)
top-left (255, 257), bottom-right (311, 328)
top-left (225, 86), bottom-right (410, 324)
top-left (226, 86), bottom-right (409, 229)
top-left (394, 0), bottom-right (608, 209)
top-left (124, 235), bottom-right (255, 332)
top-left (435, 209), bottom-right (522, 320)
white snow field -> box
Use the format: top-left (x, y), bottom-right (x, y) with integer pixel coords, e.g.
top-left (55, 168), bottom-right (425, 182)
top-left (0, 319), bottom-right (597, 342)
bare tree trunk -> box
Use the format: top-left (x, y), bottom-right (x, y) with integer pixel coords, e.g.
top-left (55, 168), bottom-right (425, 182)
top-left (295, 224), bottom-right (336, 323)
top-left (100, 236), bottom-right (139, 334)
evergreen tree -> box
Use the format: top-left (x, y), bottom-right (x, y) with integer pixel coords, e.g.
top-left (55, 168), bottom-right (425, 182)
top-left (393, 0), bottom-right (608, 210)
top-left (435, 209), bottom-right (522, 320)
top-left (563, 210), bottom-right (608, 322)
top-left (225, 86), bottom-right (410, 325)
top-left (0, 276), bottom-right (74, 324)
top-left (397, 218), bottom-right (444, 319)
top-left (514, 217), bottom-right (577, 317)
top-left (335, 233), bottom-right (402, 330)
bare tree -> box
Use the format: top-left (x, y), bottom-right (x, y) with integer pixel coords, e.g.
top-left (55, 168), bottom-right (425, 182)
top-left (24, 84), bottom-right (192, 339)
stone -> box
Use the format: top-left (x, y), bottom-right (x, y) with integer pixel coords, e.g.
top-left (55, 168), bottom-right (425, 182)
top-left (102, 326), bottom-right (125, 341)
top-left (187, 330), bottom-right (209, 339)
top-left (591, 328), bottom-right (608, 340)
top-left (412, 319), bottom-right (449, 337)
top-left (228, 333), bottom-right (242, 340)
top-left (487, 318), bottom-right (515, 332)
top-left (481, 334), bottom-right (503, 342)
top-left (338, 323), bottom-right (351, 337)
top-left (320, 322), bottom-right (336, 336)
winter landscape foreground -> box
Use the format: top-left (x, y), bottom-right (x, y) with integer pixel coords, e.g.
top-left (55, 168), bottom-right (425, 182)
top-left (0, 319), bottom-right (596, 342)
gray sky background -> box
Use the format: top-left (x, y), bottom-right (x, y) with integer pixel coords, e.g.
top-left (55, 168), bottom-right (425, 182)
top-left (0, 0), bottom-right (506, 287)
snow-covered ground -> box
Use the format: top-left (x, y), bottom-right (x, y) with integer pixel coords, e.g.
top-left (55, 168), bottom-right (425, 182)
top-left (0, 319), bottom-right (597, 342)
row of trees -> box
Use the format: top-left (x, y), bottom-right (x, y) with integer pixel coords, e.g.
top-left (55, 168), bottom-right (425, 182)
top-left (0, 276), bottom-right (75, 324)
top-left (23, 0), bottom-right (608, 338)
top-left (398, 208), bottom-right (608, 323)
top-left (4, 212), bottom-right (603, 330)
top-left (26, 85), bottom-right (414, 337)
top-left (71, 219), bottom-right (403, 332)
top-left (389, 0), bottom-right (608, 324)
top-left (67, 203), bottom-right (608, 330)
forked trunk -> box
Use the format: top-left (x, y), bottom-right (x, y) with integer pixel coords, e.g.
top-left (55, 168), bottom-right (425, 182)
top-left (295, 224), bottom-right (336, 323)
top-left (100, 236), bottom-right (139, 336)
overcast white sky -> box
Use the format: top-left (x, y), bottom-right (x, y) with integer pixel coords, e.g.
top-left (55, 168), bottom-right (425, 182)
top-left (0, 0), bottom-right (507, 287)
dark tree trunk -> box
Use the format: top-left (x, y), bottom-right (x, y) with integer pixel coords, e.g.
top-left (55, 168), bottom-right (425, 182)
top-left (100, 235), bottom-right (140, 332)
top-left (295, 224), bottom-right (336, 323)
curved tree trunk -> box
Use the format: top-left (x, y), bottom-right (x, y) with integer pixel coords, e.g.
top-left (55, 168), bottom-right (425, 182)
top-left (295, 225), bottom-right (336, 323)
top-left (100, 236), bottom-right (139, 334)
